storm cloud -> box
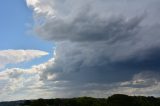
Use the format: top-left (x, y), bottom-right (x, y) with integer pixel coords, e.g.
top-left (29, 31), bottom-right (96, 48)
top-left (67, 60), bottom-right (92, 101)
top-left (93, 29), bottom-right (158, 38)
top-left (7, 0), bottom-right (160, 99)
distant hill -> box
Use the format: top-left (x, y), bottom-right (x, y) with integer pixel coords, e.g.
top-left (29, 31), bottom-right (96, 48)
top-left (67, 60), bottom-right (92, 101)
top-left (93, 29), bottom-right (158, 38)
top-left (1, 94), bottom-right (160, 106)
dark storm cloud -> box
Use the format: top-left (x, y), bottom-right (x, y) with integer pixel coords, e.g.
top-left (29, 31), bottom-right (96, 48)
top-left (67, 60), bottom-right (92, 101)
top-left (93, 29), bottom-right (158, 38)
top-left (111, 47), bottom-right (160, 71)
top-left (26, 0), bottom-right (160, 97)
top-left (36, 11), bottom-right (142, 42)
top-left (38, 20), bottom-right (160, 95)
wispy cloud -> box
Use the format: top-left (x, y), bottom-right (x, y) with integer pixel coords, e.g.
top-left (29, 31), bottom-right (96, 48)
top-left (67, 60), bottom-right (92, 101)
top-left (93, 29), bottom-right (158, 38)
top-left (0, 50), bottom-right (48, 69)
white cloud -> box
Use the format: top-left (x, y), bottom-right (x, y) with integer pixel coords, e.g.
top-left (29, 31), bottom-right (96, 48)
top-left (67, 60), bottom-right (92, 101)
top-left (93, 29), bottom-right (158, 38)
top-left (26, 0), bottom-right (55, 19)
top-left (108, 71), bottom-right (160, 97)
top-left (0, 50), bottom-right (48, 69)
top-left (120, 71), bottom-right (160, 88)
top-left (0, 57), bottom-right (55, 101)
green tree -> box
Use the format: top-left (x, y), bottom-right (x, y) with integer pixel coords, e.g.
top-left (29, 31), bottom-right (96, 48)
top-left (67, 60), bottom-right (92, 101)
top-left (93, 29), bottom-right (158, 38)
top-left (30, 99), bottom-right (47, 106)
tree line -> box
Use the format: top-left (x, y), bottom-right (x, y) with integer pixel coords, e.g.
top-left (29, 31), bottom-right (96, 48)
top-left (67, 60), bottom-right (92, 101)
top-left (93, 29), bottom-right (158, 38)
top-left (0, 94), bottom-right (160, 106)
top-left (20, 94), bottom-right (160, 106)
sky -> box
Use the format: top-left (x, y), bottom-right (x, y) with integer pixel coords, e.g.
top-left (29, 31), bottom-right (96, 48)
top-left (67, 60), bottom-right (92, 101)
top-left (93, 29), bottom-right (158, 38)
top-left (0, 0), bottom-right (160, 101)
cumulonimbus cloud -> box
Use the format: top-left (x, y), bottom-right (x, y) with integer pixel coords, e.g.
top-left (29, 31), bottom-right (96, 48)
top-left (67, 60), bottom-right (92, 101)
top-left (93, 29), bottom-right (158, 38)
top-left (4, 0), bottom-right (159, 100)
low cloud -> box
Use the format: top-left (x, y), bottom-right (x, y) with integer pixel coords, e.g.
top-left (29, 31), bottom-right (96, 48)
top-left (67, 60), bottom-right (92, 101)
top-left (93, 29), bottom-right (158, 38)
top-left (0, 58), bottom-right (54, 101)
top-left (120, 71), bottom-right (160, 88)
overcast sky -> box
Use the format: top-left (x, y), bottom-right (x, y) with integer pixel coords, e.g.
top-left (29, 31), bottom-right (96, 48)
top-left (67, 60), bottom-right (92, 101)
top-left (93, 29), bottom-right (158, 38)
top-left (0, 0), bottom-right (160, 101)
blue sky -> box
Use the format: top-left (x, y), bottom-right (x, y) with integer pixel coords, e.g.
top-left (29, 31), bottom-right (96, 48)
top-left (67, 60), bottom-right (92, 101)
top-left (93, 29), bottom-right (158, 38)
top-left (0, 0), bottom-right (53, 69)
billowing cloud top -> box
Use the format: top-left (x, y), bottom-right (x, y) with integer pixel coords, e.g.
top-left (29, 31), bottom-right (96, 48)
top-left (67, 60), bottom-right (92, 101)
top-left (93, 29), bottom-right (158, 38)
top-left (26, 0), bottom-right (55, 18)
